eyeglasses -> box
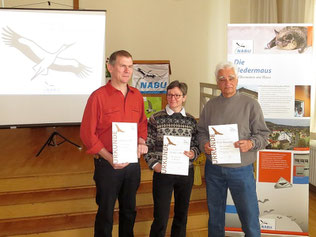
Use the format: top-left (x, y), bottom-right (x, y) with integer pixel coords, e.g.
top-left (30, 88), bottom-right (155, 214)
top-left (167, 94), bottom-right (183, 99)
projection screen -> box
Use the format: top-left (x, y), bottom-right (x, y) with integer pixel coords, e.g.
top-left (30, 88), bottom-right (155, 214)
top-left (0, 8), bottom-right (106, 127)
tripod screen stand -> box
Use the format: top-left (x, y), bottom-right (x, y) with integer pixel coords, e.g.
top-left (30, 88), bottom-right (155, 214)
top-left (36, 131), bottom-right (82, 157)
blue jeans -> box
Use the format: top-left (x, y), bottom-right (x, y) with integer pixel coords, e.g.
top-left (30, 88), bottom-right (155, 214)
top-left (205, 159), bottom-right (260, 237)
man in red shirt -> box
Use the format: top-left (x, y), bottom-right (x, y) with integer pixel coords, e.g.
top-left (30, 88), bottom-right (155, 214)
top-left (80, 50), bottom-right (148, 237)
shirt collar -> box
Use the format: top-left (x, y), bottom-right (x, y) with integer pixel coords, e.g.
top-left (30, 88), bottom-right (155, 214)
top-left (105, 80), bottom-right (136, 96)
top-left (166, 104), bottom-right (186, 117)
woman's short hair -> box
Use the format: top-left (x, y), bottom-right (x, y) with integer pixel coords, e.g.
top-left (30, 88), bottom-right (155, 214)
top-left (167, 80), bottom-right (188, 96)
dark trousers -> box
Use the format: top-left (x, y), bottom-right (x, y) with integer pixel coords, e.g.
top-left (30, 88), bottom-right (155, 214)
top-left (150, 168), bottom-right (194, 237)
top-left (93, 158), bottom-right (141, 237)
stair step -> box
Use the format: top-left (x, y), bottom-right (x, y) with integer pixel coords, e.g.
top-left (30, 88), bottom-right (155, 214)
top-left (0, 166), bottom-right (153, 193)
top-left (11, 217), bottom-right (208, 237)
top-left (0, 157), bottom-right (203, 193)
top-left (0, 180), bottom-right (205, 205)
top-left (0, 172), bottom-right (94, 193)
top-left (0, 200), bottom-right (208, 236)
top-left (0, 181), bottom-right (206, 219)
top-left (0, 185), bottom-right (96, 206)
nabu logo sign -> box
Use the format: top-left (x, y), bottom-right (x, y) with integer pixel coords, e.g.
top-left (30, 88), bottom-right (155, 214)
top-left (259, 218), bottom-right (275, 230)
top-left (132, 64), bottom-right (170, 94)
top-left (140, 81), bottom-right (167, 89)
top-left (233, 40), bottom-right (253, 54)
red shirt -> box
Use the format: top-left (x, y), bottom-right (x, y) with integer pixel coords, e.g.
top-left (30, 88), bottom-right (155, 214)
top-left (80, 82), bottom-right (147, 154)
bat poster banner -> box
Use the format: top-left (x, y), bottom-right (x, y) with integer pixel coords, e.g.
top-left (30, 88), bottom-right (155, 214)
top-left (132, 63), bottom-right (170, 94)
top-left (226, 24), bottom-right (312, 236)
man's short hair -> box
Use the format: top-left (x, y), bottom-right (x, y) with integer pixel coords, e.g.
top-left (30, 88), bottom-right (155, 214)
top-left (215, 61), bottom-right (238, 81)
top-left (108, 50), bottom-right (133, 65)
top-left (167, 80), bottom-right (188, 96)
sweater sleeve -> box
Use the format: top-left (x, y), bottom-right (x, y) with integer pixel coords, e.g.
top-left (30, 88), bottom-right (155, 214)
top-left (197, 105), bottom-right (210, 153)
top-left (190, 118), bottom-right (201, 161)
top-left (249, 101), bottom-right (270, 151)
top-left (144, 115), bottom-right (159, 169)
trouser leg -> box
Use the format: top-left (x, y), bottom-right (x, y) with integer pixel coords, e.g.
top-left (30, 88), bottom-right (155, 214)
top-left (205, 160), bottom-right (227, 237)
top-left (171, 168), bottom-right (194, 237)
top-left (150, 172), bottom-right (174, 237)
top-left (94, 158), bottom-right (122, 237)
top-left (228, 164), bottom-right (261, 237)
top-left (118, 163), bottom-right (141, 237)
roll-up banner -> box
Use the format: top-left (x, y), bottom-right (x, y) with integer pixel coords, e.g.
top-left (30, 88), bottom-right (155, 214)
top-left (227, 24), bottom-right (312, 236)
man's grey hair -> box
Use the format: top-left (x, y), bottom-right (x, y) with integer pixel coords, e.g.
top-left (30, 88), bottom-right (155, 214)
top-left (215, 61), bottom-right (238, 81)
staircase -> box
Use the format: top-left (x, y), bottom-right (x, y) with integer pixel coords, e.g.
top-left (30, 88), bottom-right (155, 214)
top-left (0, 158), bottom-right (208, 236)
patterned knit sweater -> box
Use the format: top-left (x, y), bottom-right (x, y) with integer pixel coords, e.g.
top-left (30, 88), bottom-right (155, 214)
top-left (144, 109), bottom-right (200, 170)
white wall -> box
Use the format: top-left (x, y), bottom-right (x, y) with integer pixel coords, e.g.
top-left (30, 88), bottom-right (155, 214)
top-left (79, 0), bottom-right (230, 118)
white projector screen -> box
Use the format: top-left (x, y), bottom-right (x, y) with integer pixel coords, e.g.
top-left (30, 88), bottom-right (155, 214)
top-left (0, 8), bottom-right (106, 127)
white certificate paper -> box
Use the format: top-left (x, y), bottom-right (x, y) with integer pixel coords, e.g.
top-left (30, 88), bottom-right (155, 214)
top-left (161, 135), bottom-right (191, 176)
top-left (112, 122), bottom-right (138, 164)
top-left (208, 124), bottom-right (241, 164)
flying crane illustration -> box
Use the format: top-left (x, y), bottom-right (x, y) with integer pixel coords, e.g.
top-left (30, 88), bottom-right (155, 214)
top-left (30, 43), bottom-right (74, 80)
top-left (2, 27), bottom-right (91, 81)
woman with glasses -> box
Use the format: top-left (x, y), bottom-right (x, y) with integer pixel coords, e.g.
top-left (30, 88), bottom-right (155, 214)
top-left (144, 80), bottom-right (200, 237)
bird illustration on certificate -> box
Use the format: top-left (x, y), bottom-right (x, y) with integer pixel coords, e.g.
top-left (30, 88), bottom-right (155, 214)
top-left (208, 124), bottom-right (241, 164)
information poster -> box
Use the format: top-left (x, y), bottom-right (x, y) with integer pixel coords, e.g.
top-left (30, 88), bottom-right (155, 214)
top-left (226, 24), bottom-right (312, 236)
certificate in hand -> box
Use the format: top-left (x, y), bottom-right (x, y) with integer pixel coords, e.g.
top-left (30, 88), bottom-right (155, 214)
top-left (112, 122), bottom-right (138, 164)
top-left (161, 135), bottom-right (191, 176)
top-left (208, 124), bottom-right (241, 164)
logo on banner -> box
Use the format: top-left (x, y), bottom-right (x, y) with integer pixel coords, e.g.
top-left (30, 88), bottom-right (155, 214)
top-left (132, 64), bottom-right (169, 94)
top-left (232, 40), bottom-right (253, 54)
top-left (259, 218), bottom-right (276, 230)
